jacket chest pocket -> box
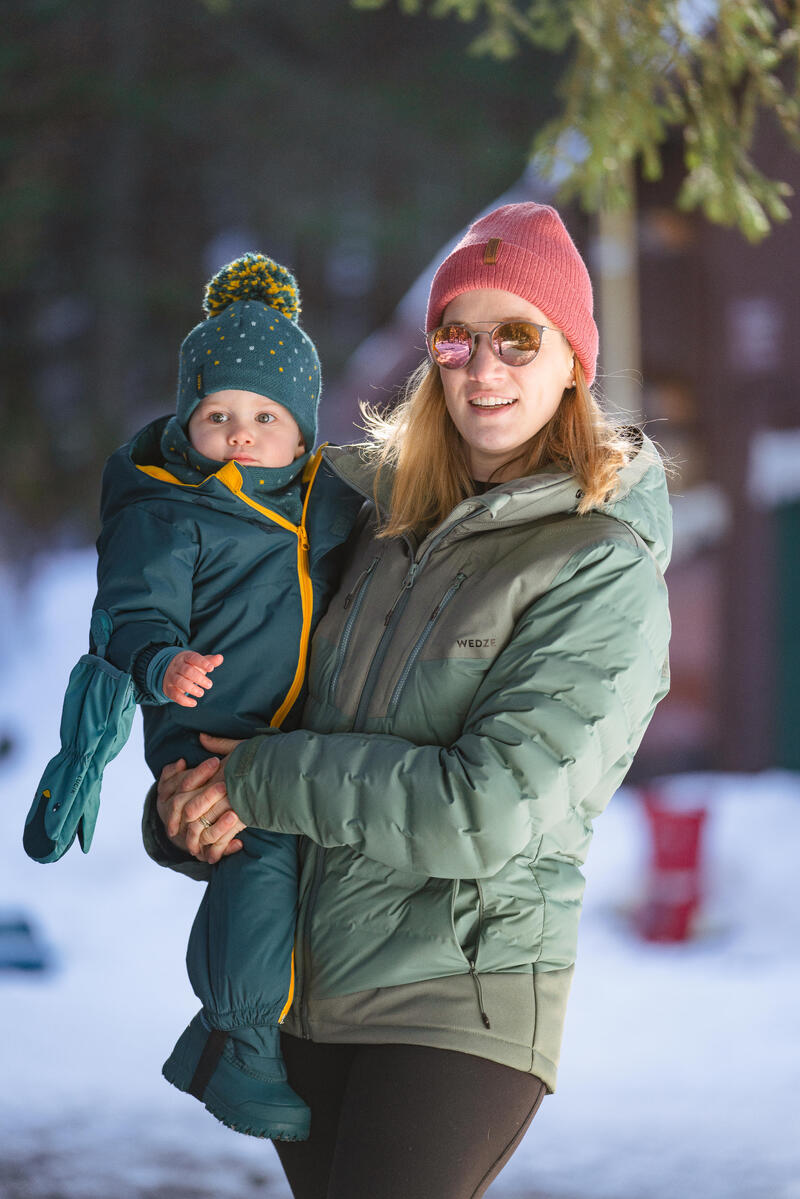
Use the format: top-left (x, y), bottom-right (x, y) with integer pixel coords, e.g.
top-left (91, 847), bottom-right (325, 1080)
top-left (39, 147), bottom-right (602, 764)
top-left (386, 571), bottom-right (467, 717)
top-left (326, 555), bottom-right (381, 705)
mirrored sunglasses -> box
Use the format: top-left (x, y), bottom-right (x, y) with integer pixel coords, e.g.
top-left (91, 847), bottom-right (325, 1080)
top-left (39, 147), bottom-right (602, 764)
top-left (427, 319), bottom-right (559, 370)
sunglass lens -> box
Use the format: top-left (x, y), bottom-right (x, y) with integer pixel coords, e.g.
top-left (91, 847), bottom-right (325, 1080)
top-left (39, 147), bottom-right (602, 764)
top-left (431, 325), bottom-right (472, 368)
top-left (494, 321), bottom-right (541, 364)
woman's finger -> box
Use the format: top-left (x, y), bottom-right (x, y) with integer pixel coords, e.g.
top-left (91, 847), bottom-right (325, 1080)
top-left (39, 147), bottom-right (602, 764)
top-left (182, 779), bottom-right (228, 825)
top-left (201, 813), bottom-right (247, 865)
top-left (157, 757), bottom-right (220, 833)
top-left (157, 757), bottom-right (189, 801)
top-left (183, 807), bottom-right (242, 858)
top-left (160, 757), bottom-right (187, 781)
top-left (198, 733), bottom-right (242, 756)
top-left (162, 775), bottom-right (219, 839)
top-left (179, 756), bottom-right (221, 794)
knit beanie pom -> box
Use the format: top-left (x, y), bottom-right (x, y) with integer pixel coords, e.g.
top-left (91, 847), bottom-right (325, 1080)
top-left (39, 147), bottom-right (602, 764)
top-left (203, 253), bottom-right (301, 323)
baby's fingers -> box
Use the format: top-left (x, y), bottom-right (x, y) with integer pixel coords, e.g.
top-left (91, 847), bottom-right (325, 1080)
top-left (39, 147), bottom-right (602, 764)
top-left (183, 651), bottom-right (224, 675)
top-left (175, 665), bottom-right (214, 694)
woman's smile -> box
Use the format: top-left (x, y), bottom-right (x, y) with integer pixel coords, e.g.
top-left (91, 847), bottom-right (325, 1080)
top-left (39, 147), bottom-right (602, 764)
top-left (468, 394), bottom-right (518, 409)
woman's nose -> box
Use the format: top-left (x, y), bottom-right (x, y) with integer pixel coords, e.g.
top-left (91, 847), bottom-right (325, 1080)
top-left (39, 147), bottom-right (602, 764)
top-left (467, 332), bottom-right (503, 378)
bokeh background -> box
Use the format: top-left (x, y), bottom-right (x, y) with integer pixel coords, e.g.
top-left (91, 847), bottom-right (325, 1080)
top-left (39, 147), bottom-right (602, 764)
top-left (2, 3), bottom-right (800, 1196)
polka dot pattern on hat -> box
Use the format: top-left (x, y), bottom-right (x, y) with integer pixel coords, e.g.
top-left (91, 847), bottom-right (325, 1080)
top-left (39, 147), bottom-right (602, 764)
top-left (175, 252), bottom-right (322, 447)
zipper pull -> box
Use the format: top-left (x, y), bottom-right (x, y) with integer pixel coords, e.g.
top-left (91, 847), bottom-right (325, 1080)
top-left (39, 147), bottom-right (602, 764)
top-left (343, 556), bottom-right (379, 610)
top-left (404, 563), bottom-right (419, 589)
top-left (384, 563), bottom-right (419, 626)
top-left (429, 571), bottom-right (466, 620)
top-left (298, 526), bottom-right (309, 553)
top-left (468, 960), bottom-right (491, 1029)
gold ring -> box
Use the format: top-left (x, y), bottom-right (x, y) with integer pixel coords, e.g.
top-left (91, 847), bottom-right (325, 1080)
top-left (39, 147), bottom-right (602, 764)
top-left (198, 815), bottom-right (212, 829)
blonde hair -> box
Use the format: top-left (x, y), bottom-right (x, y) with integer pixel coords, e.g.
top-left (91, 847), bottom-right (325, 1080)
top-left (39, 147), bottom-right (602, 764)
top-left (360, 358), bottom-right (633, 539)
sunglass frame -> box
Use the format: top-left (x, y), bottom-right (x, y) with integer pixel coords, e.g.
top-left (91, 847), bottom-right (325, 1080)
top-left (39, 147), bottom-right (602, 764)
top-left (426, 319), bottom-right (561, 370)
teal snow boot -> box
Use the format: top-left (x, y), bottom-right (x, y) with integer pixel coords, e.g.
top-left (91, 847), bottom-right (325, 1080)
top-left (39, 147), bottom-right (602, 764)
top-left (162, 1011), bottom-right (310, 1141)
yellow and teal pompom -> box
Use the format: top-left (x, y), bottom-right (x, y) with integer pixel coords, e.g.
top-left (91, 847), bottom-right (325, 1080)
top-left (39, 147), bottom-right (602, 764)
top-left (203, 252), bottom-right (301, 323)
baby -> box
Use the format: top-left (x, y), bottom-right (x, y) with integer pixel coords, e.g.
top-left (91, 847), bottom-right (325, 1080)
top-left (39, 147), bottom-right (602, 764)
top-left (27, 254), bottom-right (361, 1141)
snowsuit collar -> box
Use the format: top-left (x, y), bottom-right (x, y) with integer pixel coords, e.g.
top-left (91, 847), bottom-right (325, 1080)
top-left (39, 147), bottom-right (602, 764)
top-left (126, 415), bottom-right (310, 525)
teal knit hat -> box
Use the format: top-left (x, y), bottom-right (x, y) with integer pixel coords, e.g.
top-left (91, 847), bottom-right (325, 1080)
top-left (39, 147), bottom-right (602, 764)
top-left (176, 253), bottom-right (321, 448)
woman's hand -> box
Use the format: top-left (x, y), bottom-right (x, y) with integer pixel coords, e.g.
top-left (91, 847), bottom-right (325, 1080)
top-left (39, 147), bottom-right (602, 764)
top-left (156, 734), bottom-right (247, 864)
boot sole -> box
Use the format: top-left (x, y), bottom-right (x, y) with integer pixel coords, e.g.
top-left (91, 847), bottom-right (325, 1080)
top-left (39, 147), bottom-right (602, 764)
top-left (163, 1014), bottom-right (310, 1142)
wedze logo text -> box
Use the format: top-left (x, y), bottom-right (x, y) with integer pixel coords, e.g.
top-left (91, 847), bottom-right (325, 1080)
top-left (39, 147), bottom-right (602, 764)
top-left (456, 637), bottom-right (497, 649)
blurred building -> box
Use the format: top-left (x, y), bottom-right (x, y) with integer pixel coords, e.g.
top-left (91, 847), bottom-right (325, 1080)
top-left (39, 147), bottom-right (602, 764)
top-left (320, 135), bottom-right (800, 777)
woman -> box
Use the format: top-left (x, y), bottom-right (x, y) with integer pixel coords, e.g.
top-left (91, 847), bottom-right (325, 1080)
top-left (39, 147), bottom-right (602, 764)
top-left (148, 202), bottom-right (671, 1199)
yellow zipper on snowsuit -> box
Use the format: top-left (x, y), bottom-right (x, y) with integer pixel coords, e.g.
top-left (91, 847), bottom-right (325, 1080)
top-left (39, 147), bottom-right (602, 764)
top-left (137, 448), bottom-right (326, 1024)
top-left (137, 450), bottom-right (324, 728)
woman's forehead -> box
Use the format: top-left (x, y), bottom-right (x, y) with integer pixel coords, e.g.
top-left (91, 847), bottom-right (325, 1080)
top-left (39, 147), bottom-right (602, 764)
top-left (441, 288), bottom-right (553, 328)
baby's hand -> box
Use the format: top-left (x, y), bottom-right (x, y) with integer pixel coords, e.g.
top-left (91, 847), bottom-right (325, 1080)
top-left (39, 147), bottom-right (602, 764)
top-left (163, 651), bottom-right (224, 708)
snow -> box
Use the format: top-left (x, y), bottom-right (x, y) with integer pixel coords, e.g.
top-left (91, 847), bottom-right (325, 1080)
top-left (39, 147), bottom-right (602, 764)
top-left (2, 551), bottom-right (799, 1198)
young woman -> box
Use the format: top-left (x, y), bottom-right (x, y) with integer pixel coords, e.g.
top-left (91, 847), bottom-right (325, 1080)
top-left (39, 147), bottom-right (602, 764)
top-left (148, 202), bottom-right (672, 1199)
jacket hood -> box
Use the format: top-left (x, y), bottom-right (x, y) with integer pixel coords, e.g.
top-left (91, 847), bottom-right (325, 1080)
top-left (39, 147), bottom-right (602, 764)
top-left (324, 428), bottom-right (672, 573)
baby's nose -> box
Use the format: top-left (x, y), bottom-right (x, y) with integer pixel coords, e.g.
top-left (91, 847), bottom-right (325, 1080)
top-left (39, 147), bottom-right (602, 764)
top-left (229, 424), bottom-right (254, 443)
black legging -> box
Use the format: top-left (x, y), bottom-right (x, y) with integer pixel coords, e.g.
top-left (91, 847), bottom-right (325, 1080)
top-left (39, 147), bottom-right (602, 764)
top-left (275, 1033), bottom-right (547, 1199)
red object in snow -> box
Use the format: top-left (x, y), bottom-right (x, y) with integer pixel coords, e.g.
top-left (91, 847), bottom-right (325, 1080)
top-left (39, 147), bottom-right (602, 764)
top-left (636, 789), bottom-right (708, 942)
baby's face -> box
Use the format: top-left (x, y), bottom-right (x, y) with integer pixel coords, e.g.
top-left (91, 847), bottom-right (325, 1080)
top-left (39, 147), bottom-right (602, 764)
top-left (188, 390), bottom-right (306, 469)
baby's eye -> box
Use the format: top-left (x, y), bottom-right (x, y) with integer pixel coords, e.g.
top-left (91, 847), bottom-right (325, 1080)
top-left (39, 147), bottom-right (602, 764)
top-left (256, 413), bottom-right (276, 424)
top-left (208, 412), bottom-right (228, 424)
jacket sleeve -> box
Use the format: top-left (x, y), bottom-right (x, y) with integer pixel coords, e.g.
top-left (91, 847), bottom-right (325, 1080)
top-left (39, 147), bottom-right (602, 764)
top-left (94, 505), bottom-right (199, 699)
top-left (226, 535), bottom-right (670, 879)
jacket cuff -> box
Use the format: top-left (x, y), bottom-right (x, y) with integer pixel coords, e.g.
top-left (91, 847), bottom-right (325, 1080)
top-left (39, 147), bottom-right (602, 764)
top-left (132, 644), bottom-right (183, 705)
top-left (226, 732), bottom-right (281, 827)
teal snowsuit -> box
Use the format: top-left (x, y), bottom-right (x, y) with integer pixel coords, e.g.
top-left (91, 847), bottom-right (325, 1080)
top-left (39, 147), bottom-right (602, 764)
top-left (94, 415), bottom-right (361, 1050)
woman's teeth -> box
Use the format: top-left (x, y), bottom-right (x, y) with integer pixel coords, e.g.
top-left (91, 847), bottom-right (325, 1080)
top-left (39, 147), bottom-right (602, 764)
top-left (470, 397), bottom-right (516, 407)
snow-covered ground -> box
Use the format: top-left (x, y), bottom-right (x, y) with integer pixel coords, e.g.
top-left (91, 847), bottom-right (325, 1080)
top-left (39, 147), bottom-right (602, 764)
top-left (1, 551), bottom-right (799, 1199)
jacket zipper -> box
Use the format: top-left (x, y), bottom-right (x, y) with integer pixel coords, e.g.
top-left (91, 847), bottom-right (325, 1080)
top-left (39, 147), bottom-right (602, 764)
top-left (386, 572), bottom-right (467, 715)
top-left (298, 499), bottom-right (482, 1032)
top-left (269, 455), bottom-right (324, 729)
top-left (351, 551), bottom-right (418, 730)
top-left (469, 880), bottom-right (491, 1028)
top-left (327, 555), bottom-right (381, 704)
top-left (351, 505), bottom-right (479, 732)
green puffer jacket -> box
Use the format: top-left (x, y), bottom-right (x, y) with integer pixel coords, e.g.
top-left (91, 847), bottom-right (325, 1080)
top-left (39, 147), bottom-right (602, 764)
top-left (146, 431), bottom-right (671, 1089)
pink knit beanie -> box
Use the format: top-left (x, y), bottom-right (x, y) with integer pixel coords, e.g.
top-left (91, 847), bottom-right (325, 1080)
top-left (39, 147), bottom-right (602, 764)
top-left (426, 203), bottom-right (598, 385)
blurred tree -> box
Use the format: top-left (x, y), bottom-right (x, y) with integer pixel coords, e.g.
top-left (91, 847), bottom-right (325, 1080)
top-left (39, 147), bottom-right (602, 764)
top-left (1, 0), bottom-right (563, 547)
top-left (353, 0), bottom-right (800, 243)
